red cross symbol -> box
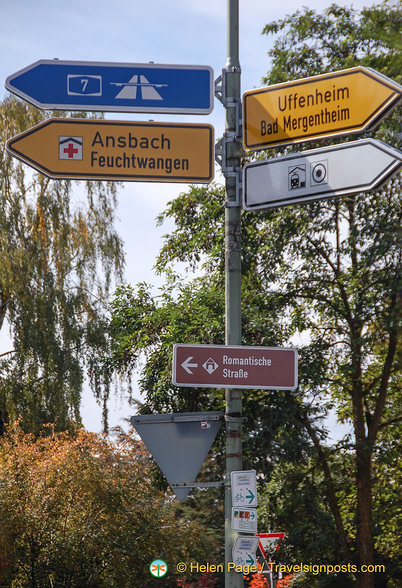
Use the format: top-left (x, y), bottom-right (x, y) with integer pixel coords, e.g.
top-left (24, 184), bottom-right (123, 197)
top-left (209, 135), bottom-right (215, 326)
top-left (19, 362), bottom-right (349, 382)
top-left (64, 142), bottom-right (79, 158)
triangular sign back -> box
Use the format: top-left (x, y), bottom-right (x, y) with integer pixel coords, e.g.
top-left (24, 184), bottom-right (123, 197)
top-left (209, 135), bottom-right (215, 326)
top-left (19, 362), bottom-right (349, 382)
top-left (130, 412), bottom-right (223, 501)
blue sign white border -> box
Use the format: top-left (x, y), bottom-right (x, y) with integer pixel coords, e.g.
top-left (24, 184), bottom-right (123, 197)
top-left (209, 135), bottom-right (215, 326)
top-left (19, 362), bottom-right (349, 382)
top-left (5, 59), bottom-right (214, 115)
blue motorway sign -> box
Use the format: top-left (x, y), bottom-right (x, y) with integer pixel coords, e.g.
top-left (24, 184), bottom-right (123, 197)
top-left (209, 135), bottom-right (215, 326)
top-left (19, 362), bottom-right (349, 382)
top-left (5, 60), bottom-right (214, 114)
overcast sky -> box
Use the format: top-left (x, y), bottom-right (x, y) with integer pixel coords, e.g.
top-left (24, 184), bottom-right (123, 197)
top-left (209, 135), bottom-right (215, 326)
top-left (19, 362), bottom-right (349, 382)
top-left (1, 0), bottom-right (377, 432)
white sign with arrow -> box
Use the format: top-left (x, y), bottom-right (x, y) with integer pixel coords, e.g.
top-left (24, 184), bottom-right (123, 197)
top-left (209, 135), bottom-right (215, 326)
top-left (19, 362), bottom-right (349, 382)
top-left (232, 536), bottom-right (259, 568)
top-left (243, 138), bottom-right (402, 211)
top-left (231, 470), bottom-right (257, 508)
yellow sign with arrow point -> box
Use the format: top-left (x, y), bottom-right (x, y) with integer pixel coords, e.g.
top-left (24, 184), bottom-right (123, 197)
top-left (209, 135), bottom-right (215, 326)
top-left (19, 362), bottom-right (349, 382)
top-left (6, 118), bottom-right (214, 183)
top-left (243, 67), bottom-right (402, 150)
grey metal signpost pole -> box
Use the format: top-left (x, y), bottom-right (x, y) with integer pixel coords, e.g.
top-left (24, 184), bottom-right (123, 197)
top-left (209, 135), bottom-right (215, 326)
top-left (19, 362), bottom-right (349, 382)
top-left (223, 0), bottom-right (243, 586)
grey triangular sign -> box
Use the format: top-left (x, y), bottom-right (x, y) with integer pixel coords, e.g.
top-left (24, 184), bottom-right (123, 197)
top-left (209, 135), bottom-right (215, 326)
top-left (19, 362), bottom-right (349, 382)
top-left (130, 412), bottom-right (223, 501)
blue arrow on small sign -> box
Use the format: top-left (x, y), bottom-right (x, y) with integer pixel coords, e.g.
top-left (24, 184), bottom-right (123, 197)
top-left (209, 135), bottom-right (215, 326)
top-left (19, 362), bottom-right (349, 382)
top-left (246, 490), bottom-right (255, 504)
top-left (5, 60), bottom-right (214, 114)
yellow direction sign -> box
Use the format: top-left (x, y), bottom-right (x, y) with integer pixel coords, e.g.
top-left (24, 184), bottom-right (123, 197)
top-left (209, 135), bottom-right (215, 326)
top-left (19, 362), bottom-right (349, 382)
top-left (243, 67), bottom-right (402, 150)
top-left (6, 118), bottom-right (214, 183)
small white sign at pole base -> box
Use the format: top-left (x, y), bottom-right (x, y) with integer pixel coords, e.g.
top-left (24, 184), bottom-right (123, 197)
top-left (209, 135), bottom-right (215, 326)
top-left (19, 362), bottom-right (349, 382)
top-left (232, 536), bottom-right (259, 568)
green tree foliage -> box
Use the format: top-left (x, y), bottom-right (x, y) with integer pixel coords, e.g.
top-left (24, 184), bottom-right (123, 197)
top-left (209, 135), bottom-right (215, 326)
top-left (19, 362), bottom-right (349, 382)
top-left (109, 182), bottom-right (316, 470)
top-left (0, 424), bottom-right (213, 587)
top-left (262, 0), bottom-right (401, 83)
top-left (107, 2), bottom-right (401, 587)
top-left (0, 97), bottom-right (124, 432)
top-left (259, 3), bottom-right (401, 586)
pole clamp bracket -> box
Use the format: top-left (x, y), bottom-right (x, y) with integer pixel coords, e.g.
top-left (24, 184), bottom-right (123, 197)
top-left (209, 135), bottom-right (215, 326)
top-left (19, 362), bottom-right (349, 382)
top-left (225, 414), bottom-right (245, 423)
top-left (215, 71), bottom-right (243, 138)
top-left (215, 138), bottom-right (242, 207)
top-left (171, 481), bottom-right (224, 488)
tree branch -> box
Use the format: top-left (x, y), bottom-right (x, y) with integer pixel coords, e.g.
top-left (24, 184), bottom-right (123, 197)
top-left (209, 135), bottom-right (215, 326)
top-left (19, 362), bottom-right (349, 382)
top-left (378, 416), bottom-right (402, 430)
top-left (304, 235), bottom-right (355, 329)
top-left (297, 406), bottom-right (353, 564)
top-left (368, 291), bottom-right (399, 442)
top-left (0, 349), bottom-right (16, 359)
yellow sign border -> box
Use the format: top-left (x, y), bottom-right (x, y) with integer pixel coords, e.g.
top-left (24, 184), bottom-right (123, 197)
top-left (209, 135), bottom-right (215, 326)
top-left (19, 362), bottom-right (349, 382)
top-left (243, 67), bottom-right (401, 151)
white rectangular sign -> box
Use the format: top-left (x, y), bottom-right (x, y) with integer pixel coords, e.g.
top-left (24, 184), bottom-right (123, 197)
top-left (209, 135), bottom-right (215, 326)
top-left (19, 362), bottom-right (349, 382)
top-left (231, 470), bottom-right (257, 508)
top-left (232, 507), bottom-right (258, 533)
top-left (232, 536), bottom-right (259, 567)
